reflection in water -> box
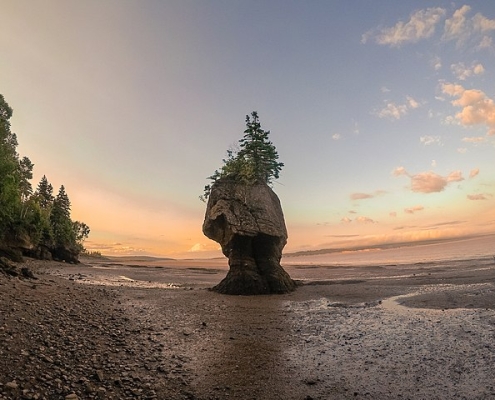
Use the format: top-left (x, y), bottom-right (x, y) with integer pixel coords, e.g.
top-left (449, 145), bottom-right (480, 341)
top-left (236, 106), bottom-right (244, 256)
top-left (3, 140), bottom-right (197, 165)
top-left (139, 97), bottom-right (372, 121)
top-left (190, 296), bottom-right (291, 399)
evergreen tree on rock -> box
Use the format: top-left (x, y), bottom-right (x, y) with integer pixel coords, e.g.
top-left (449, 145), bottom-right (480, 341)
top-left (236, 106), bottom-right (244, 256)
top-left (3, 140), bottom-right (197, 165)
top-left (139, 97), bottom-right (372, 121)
top-left (202, 112), bottom-right (296, 295)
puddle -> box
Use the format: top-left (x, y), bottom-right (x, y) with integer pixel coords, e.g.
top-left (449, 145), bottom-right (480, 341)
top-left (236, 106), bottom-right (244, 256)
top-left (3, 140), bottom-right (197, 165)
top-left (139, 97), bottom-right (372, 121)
top-left (380, 283), bottom-right (493, 314)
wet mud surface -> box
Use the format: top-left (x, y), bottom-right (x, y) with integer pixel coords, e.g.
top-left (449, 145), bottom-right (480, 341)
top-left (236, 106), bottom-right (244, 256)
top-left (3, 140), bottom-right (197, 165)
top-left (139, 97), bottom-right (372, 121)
top-left (2, 256), bottom-right (495, 399)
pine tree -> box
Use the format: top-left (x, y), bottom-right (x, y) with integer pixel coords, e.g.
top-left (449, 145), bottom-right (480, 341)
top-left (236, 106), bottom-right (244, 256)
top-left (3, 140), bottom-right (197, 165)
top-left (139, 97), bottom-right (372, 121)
top-left (237, 111), bottom-right (284, 184)
top-left (50, 185), bottom-right (73, 247)
top-left (202, 111), bottom-right (284, 201)
top-left (0, 94), bottom-right (21, 236)
top-left (35, 175), bottom-right (54, 209)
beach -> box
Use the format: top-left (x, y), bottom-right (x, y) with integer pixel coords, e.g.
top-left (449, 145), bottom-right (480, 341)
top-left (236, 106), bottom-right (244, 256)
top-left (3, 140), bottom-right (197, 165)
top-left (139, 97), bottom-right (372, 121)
top-left (1, 253), bottom-right (495, 399)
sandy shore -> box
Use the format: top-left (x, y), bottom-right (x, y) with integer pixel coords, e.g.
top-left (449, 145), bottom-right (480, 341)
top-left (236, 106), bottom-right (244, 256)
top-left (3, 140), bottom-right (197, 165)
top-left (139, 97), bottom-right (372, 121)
top-left (1, 256), bottom-right (495, 399)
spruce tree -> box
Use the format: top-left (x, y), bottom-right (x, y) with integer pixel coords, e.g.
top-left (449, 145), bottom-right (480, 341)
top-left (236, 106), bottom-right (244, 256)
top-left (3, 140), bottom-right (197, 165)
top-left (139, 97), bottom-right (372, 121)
top-left (237, 111), bottom-right (284, 184)
top-left (35, 175), bottom-right (54, 209)
top-left (202, 111), bottom-right (284, 200)
top-left (50, 185), bottom-right (73, 247)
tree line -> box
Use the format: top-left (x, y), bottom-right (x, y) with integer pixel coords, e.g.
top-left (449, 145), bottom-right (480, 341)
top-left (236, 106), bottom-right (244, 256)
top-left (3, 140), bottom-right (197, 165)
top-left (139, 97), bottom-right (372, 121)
top-left (0, 94), bottom-right (89, 263)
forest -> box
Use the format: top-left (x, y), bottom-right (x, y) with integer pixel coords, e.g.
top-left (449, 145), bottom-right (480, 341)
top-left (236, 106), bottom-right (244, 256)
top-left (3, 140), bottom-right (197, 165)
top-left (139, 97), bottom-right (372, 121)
top-left (0, 94), bottom-right (89, 264)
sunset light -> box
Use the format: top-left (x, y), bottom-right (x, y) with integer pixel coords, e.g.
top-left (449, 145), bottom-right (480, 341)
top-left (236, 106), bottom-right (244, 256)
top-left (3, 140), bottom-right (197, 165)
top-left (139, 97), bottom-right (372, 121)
top-left (2, 1), bottom-right (494, 257)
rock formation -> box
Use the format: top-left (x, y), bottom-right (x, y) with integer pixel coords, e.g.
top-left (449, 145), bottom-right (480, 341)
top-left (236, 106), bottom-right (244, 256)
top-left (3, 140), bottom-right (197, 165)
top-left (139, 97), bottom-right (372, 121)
top-left (203, 179), bottom-right (296, 295)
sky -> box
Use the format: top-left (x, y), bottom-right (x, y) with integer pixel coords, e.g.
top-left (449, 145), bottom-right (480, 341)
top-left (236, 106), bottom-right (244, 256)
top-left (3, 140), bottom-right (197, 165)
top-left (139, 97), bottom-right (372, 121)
top-left (1, 1), bottom-right (494, 258)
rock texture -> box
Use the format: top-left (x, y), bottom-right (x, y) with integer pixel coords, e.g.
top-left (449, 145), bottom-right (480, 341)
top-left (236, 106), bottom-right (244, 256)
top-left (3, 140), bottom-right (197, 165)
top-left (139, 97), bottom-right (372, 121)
top-left (203, 179), bottom-right (296, 295)
top-left (0, 261), bottom-right (190, 400)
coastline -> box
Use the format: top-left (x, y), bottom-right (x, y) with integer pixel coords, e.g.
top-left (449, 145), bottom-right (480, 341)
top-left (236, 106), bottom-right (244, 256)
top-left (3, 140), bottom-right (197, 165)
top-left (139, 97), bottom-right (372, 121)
top-left (1, 256), bottom-right (495, 399)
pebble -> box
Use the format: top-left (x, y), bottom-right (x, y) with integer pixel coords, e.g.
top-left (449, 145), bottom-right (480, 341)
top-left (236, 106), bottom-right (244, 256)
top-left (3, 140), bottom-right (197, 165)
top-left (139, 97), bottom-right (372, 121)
top-left (0, 264), bottom-right (190, 399)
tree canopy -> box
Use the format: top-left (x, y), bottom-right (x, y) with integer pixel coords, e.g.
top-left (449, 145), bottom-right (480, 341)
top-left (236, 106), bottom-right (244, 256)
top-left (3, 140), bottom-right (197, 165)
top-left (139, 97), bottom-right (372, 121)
top-left (202, 111), bottom-right (284, 201)
top-left (0, 94), bottom-right (89, 262)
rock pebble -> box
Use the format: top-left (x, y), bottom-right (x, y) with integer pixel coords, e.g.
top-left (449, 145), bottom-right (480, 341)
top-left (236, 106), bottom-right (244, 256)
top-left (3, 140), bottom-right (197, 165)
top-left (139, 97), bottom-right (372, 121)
top-left (0, 260), bottom-right (191, 400)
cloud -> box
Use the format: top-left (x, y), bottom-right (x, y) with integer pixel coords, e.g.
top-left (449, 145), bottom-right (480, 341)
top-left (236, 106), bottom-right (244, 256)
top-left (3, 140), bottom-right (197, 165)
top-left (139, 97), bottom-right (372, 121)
top-left (355, 216), bottom-right (376, 224)
top-left (443, 5), bottom-right (495, 48)
top-left (376, 102), bottom-right (408, 120)
top-left (350, 190), bottom-right (386, 201)
top-left (188, 243), bottom-right (207, 252)
top-left (427, 220), bottom-right (465, 228)
top-left (393, 167), bottom-right (464, 193)
top-left (381, 86), bottom-right (391, 93)
top-left (477, 35), bottom-right (493, 50)
top-left (407, 96), bottom-right (420, 109)
top-left (332, 133), bottom-right (341, 140)
top-left (350, 193), bottom-right (373, 200)
top-left (412, 172), bottom-right (450, 192)
top-left (451, 62), bottom-right (485, 80)
top-left (431, 160), bottom-right (437, 167)
top-left (443, 5), bottom-right (471, 42)
top-left (420, 135), bottom-right (442, 145)
top-left (326, 234), bottom-right (360, 238)
top-left (376, 96), bottom-right (420, 120)
top-left (469, 168), bottom-right (479, 178)
top-left (467, 193), bottom-right (489, 200)
top-left (389, 212), bottom-right (397, 217)
top-left (362, 7), bottom-right (446, 47)
top-left (457, 147), bottom-right (467, 154)
top-left (341, 216), bottom-right (377, 224)
top-left (462, 136), bottom-right (485, 143)
top-left (430, 56), bottom-right (442, 71)
top-left (404, 205), bottom-right (424, 214)
top-left (392, 166), bottom-right (408, 177)
top-left (441, 83), bottom-right (495, 136)
top-left (447, 170), bottom-right (464, 182)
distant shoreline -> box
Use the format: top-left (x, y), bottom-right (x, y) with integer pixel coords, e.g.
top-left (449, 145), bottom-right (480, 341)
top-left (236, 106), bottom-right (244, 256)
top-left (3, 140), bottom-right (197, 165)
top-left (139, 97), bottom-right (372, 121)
top-left (87, 232), bottom-right (495, 262)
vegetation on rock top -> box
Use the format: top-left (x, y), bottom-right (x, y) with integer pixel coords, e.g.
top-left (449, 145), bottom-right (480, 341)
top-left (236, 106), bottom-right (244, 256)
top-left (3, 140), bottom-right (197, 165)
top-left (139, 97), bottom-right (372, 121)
top-left (201, 111), bottom-right (284, 201)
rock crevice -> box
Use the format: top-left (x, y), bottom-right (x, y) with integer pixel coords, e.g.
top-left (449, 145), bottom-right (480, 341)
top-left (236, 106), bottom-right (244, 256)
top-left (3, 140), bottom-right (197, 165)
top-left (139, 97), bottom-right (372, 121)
top-left (203, 179), bottom-right (296, 295)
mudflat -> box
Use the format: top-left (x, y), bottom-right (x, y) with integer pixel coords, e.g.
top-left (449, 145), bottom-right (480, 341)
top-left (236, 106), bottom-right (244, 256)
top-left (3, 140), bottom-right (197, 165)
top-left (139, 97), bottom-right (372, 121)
top-left (1, 256), bottom-right (495, 399)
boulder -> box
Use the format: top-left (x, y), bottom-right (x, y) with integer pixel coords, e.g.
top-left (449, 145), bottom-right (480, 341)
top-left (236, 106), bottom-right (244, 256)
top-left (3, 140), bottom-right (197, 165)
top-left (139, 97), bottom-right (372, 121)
top-left (51, 246), bottom-right (80, 264)
top-left (203, 179), bottom-right (296, 295)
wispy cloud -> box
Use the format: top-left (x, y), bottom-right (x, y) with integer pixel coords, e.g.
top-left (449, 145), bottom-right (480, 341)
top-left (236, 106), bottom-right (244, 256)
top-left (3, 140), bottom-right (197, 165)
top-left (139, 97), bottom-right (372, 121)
top-left (332, 133), bottom-right (341, 140)
top-left (393, 167), bottom-right (464, 193)
top-left (441, 83), bottom-right (495, 136)
top-left (340, 216), bottom-right (377, 224)
top-left (451, 62), bottom-right (485, 80)
top-left (430, 55), bottom-right (442, 71)
top-left (351, 193), bottom-right (373, 200)
top-left (404, 205), bottom-right (424, 214)
top-left (350, 190), bottom-right (386, 201)
top-left (355, 216), bottom-right (377, 224)
top-left (467, 193), bottom-right (490, 200)
top-left (362, 7), bottom-right (446, 47)
top-left (363, 5), bottom-right (494, 51)
top-left (375, 96), bottom-right (421, 120)
top-left (469, 168), bottom-right (480, 178)
top-left (420, 135), bottom-right (442, 145)
top-left (462, 136), bottom-right (485, 143)
top-left (442, 5), bottom-right (495, 48)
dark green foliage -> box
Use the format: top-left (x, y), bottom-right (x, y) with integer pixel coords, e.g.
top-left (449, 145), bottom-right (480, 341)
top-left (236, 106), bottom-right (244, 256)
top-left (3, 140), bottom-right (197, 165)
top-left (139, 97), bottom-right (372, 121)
top-left (34, 175), bottom-right (53, 209)
top-left (202, 111), bottom-right (284, 201)
top-left (0, 94), bottom-right (90, 261)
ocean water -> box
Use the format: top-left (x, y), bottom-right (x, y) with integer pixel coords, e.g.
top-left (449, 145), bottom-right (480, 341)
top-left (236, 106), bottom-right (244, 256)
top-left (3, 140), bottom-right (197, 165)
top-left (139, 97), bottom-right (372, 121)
top-left (282, 234), bottom-right (495, 267)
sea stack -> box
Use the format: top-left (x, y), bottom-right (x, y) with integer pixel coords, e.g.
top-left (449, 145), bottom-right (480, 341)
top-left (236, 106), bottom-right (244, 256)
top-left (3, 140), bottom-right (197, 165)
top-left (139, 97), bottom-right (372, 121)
top-left (203, 179), bottom-right (296, 295)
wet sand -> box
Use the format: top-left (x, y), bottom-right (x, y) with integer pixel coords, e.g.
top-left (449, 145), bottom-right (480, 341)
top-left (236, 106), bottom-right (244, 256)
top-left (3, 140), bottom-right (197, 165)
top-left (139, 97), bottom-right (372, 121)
top-left (2, 256), bottom-right (495, 399)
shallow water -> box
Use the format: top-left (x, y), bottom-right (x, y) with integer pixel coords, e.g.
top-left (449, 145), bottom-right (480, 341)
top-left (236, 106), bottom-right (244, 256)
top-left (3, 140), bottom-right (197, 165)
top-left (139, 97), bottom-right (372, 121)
top-left (282, 234), bottom-right (495, 267)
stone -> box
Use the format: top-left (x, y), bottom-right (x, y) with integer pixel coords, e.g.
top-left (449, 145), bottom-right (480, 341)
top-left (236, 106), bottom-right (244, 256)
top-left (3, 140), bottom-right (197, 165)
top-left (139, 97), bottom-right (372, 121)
top-left (5, 381), bottom-right (19, 390)
top-left (203, 179), bottom-right (296, 295)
